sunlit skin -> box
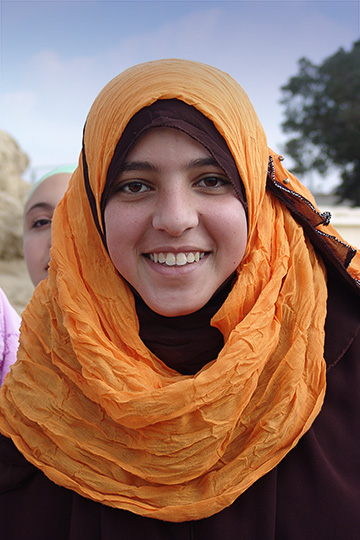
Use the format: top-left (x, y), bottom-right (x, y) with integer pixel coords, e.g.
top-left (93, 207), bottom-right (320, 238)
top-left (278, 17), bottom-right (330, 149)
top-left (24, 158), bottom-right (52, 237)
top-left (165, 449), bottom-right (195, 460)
top-left (104, 127), bottom-right (248, 317)
top-left (23, 173), bottom-right (71, 286)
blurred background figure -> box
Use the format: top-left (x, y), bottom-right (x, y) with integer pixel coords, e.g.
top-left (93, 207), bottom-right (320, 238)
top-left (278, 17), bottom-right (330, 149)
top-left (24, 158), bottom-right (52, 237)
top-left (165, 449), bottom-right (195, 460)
top-left (0, 287), bottom-right (20, 386)
top-left (23, 165), bottom-right (75, 286)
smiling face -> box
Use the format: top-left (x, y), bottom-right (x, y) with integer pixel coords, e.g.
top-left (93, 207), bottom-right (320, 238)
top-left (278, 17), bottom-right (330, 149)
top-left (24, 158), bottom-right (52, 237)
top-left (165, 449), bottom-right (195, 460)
top-left (23, 173), bottom-right (71, 286)
top-left (104, 127), bottom-right (247, 317)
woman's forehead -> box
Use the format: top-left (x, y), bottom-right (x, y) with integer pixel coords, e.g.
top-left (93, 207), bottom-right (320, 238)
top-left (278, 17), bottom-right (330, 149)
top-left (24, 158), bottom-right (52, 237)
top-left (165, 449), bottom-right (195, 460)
top-left (103, 100), bottom-right (246, 208)
top-left (125, 127), bottom-right (212, 158)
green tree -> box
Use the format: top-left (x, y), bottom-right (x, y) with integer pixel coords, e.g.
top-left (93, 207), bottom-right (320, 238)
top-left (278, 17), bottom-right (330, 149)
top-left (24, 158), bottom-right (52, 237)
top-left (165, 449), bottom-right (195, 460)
top-left (280, 40), bottom-right (360, 206)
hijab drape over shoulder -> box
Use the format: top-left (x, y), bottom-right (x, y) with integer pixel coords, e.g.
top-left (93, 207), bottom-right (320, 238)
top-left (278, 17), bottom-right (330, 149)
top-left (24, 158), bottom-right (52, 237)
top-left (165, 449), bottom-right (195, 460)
top-left (0, 59), bottom-right (359, 522)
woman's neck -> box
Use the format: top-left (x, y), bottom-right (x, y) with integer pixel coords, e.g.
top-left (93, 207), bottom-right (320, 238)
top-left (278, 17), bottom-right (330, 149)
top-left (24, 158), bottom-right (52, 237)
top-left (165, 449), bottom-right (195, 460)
top-left (134, 276), bottom-right (234, 375)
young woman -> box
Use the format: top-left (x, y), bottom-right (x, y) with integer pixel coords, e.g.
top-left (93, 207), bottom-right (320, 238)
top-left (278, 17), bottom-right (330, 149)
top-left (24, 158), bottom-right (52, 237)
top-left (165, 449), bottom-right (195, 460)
top-left (0, 59), bottom-right (359, 539)
top-left (23, 165), bottom-right (75, 286)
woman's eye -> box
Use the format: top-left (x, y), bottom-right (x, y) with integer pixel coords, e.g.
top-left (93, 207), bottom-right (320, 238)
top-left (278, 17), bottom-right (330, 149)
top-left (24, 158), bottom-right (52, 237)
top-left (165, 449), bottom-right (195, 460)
top-left (32, 218), bottom-right (52, 229)
top-left (118, 181), bottom-right (150, 194)
top-left (197, 176), bottom-right (230, 188)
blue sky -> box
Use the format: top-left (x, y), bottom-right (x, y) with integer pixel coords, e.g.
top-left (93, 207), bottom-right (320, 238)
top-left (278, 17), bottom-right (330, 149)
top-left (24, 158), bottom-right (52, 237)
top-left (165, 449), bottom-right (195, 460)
top-left (1, 0), bottom-right (359, 190)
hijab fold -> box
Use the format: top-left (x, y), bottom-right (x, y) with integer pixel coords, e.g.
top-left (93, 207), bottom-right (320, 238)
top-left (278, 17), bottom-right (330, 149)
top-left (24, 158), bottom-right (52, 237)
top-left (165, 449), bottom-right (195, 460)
top-left (0, 59), bottom-right (359, 522)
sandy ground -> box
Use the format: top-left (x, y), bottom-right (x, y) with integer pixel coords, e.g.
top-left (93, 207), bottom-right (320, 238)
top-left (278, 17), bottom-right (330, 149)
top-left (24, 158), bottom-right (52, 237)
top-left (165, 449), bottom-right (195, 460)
top-left (0, 258), bottom-right (34, 315)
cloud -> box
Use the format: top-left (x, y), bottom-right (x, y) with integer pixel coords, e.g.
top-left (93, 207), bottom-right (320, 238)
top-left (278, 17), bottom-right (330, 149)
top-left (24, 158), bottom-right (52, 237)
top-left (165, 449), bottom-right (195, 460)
top-left (1, 1), bottom-right (357, 189)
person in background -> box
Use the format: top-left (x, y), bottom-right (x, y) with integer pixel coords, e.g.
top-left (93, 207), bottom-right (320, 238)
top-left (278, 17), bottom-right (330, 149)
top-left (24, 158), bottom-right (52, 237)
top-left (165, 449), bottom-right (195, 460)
top-left (0, 166), bottom-right (74, 386)
top-left (0, 288), bottom-right (20, 386)
top-left (0, 59), bottom-right (359, 539)
top-left (23, 165), bottom-right (75, 286)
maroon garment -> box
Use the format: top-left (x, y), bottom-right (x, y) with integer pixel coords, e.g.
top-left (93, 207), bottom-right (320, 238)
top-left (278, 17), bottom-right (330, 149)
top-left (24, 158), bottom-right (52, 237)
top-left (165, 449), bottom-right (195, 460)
top-left (134, 275), bottom-right (233, 375)
top-left (1, 270), bottom-right (359, 539)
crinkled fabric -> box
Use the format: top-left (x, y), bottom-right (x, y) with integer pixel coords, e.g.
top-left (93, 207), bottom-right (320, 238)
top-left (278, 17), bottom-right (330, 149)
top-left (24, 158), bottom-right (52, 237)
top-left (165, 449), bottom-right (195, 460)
top-left (0, 288), bottom-right (20, 387)
top-left (0, 59), bottom-right (358, 522)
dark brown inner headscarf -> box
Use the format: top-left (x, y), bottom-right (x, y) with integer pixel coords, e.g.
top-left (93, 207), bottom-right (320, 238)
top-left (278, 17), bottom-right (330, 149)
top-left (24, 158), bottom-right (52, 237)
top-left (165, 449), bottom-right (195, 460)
top-left (103, 99), bottom-right (247, 374)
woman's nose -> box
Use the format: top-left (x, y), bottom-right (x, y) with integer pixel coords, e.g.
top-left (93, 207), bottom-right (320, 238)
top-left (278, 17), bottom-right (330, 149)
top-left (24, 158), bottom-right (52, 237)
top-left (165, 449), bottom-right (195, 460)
top-left (152, 188), bottom-right (199, 236)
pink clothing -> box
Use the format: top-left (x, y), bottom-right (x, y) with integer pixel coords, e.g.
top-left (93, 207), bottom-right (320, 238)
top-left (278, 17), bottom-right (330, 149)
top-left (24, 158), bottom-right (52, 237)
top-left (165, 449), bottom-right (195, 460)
top-left (0, 288), bottom-right (20, 386)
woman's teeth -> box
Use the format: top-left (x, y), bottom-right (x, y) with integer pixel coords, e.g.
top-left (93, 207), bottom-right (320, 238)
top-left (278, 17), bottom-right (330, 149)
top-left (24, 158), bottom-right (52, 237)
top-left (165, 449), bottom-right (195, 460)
top-left (149, 252), bottom-right (205, 266)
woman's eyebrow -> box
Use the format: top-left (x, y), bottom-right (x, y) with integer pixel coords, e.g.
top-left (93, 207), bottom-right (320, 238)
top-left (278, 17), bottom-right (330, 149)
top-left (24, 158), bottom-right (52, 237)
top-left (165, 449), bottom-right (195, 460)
top-left (26, 202), bottom-right (54, 217)
top-left (186, 157), bottom-right (220, 169)
top-left (120, 161), bottom-right (157, 172)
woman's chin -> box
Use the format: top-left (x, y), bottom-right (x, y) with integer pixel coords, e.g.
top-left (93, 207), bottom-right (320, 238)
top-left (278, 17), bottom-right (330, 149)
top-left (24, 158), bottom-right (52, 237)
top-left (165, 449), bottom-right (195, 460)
top-left (141, 294), bottom-right (209, 317)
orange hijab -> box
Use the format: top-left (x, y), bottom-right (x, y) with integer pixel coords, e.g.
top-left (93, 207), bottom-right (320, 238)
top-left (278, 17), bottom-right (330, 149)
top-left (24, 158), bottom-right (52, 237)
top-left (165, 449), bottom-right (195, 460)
top-left (0, 59), bottom-right (359, 522)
